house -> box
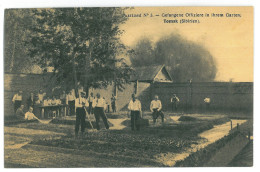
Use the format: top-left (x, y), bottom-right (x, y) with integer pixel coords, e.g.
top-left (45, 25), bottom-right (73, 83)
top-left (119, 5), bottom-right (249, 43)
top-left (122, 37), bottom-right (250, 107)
top-left (90, 65), bottom-right (173, 111)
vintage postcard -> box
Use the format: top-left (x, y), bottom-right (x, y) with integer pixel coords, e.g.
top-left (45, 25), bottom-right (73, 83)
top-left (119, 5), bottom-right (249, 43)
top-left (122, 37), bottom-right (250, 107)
top-left (4, 6), bottom-right (253, 167)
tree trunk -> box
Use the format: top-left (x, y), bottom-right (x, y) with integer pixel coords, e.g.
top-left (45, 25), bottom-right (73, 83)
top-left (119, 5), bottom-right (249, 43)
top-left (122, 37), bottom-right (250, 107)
top-left (9, 23), bottom-right (17, 72)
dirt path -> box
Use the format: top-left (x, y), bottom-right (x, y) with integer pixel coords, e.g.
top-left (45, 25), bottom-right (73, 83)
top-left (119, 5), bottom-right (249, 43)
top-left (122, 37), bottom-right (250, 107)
top-left (108, 119), bottom-right (127, 130)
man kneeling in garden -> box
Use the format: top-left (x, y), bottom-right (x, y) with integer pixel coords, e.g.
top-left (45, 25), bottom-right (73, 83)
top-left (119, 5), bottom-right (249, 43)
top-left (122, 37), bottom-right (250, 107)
top-left (150, 95), bottom-right (164, 125)
top-left (128, 94), bottom-right (142, 131)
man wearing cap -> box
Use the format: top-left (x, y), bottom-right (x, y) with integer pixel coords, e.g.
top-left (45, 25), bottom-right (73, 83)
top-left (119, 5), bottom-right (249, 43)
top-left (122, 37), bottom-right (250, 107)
top-left (75, 92), bottom-right (89, 138)
top-left (128, 94), bottom-right (142, 131)
top-left (12, 90), bottom-right (23, 114)
top-left (93, 93), bottom-right (109, 130)
top-left (150, 95), bottom-right (164, 124)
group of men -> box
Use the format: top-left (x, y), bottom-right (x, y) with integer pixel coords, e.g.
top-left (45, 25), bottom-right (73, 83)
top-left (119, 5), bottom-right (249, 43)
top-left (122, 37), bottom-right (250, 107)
top-left (12, 89), bottom-right (183, 138)
top-left (127, 94), bottom-right (167, 131)
top-left (74, 92), bottom-right (110, 137)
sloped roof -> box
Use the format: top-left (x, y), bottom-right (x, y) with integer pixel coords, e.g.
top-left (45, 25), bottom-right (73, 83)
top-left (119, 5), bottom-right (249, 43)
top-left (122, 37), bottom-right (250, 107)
top-left (130, 65), bottom-right (172, 82)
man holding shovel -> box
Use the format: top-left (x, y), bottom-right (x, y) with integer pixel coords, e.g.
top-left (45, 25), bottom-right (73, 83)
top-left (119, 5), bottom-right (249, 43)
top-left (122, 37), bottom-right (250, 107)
top-left (75, 92), bottom-right (89, 138)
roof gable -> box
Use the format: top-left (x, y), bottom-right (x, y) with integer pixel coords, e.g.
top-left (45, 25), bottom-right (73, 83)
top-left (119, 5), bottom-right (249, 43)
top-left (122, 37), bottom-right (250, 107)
top-left (130, 65), bottom-right (173, 82)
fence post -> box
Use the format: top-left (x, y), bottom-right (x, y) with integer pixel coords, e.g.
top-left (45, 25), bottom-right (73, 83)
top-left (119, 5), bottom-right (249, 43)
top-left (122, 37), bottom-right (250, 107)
top-left (230, 120), bottom-right (232, 130)
top-left (237, 123), bottom-right (239, 131)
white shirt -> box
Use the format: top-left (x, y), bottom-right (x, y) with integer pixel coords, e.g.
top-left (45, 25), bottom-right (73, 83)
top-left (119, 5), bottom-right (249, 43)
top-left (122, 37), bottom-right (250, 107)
top-left (204, 98), bottom-right (211, 103)
top-left (128, 99), bottom-right (142, 111)
top-left (150, 100), bottom-right (162, 111)
top-left (12, 94), bottom-right (22, 102)
top-left (92, 98), bottom-right (106, 108)
top-left (88, 96), bottom-right (94, 103)
top-left (38, 93), bottom-right (45, 102)
top-left (67, 94), bottom-right (76, 101)
top-left (171, 97), bottom-right (180, 103)
top-left (25, 112), bottom-right (38, 120)
top-left (75, 97), bottom-right (88, 108)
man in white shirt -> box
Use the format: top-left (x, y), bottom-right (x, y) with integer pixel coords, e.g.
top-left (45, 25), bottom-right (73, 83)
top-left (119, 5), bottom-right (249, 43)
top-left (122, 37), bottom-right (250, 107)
top-left (12, 90), bottom-right (23, 114)
top-left (93, 93), bottom-right (109, 130)
top-left (67, 90), bottom-right (76, 116)
top-left (75, 92), bottom-right (89, 138)
top-left (128, 94), bottom-right (142, 131)
top-left (25, 107), bottom-right (39, 121)
top-left (150, 95), bottom-right (164, 124)
top-left (37, 89), bottom-right (46, 104)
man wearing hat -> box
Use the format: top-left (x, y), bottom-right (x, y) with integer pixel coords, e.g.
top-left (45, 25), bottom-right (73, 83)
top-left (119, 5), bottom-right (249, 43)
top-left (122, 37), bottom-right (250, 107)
top-left (93, 93), bottom-right (110, 130)
top-left (12, 90), bottom-right (23, 114)
top-left (75, 91), bottom-right (89, 138)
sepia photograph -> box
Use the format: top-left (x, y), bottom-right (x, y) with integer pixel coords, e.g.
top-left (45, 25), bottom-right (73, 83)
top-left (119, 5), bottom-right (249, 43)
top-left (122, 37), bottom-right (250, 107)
top-left (3, 6), bottom-right (253, 167)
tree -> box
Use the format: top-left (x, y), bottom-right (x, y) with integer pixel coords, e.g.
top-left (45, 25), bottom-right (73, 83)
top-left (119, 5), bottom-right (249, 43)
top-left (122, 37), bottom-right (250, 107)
top-left (130, 33), bottom-right (217, 82)
top-left (4, 9), bottom-right (35, 73)
top-left (26, 8), bottom-right (132, 96)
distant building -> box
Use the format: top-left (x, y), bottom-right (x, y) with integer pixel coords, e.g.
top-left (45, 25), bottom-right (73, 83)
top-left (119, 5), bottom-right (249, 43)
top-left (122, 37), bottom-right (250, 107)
top-left (90, 65), bottom-right (173, 111)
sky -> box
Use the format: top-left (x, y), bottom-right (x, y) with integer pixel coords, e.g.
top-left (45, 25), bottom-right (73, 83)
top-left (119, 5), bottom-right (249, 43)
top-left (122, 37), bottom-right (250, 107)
top-left (119, 7), bottom-right (253, 82)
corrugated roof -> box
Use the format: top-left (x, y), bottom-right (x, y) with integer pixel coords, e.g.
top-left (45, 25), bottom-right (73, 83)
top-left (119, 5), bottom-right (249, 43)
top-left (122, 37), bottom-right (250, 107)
top-left (130, 65), bottom-right (170, 82)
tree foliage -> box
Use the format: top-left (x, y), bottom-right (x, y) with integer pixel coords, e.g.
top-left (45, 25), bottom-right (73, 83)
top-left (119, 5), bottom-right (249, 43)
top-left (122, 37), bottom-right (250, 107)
top-left (4, 9), bottom-right (35, 73)
top-left (26, 8), bottom-right (132, 94)
top-left (130, 33), bottom-right (217, 82)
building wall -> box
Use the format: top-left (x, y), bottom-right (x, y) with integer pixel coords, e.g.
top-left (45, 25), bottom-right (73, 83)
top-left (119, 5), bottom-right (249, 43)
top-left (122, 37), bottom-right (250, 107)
top-left (4, 73), bottom-right (57, 116)
top-left (151, 82), bottom-right (253, 112)
top-left (4, 73), bottom-right (253, 116)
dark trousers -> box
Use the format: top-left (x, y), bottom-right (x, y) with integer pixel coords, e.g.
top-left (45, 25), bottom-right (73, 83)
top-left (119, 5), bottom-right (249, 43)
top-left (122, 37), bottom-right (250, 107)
top-left (14, 100), bottom-right (22, 114)
top-left (131, 111), bottom-right (140, 131)
top-left (88, 102), bottom-right (93, 114)
top-left (68, 100), bottom-right (75, 116)
top-left (75, 107), bottom-right (86, 135)
top-left (111, 102), bottom-right (116, 112)
top-left (94, 107), bottom-right (109, 130)
top-left (171, 103), bottom-right (178, 111)
top-left (152, 109), bottom-right (164, 123)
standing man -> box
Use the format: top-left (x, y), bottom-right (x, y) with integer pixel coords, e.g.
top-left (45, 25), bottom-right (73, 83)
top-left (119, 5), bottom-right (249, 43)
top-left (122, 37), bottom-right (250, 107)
top-left (88, 92), bottom-right (94, 114)
top-left (37, 89), bottom-right (46, 104)
top-left (27, 92), bottom-right (35, 110)
top-left (67, 90), bottom-right (76, 116)
top-left (204, 97), bottom-right (211, 112)
top-left (111, 94), bottom-right (116, 113)
top-left (150, 95), bottom-right (164, 124)
top-left (75, 92), bottom-right (89, 138)
top-left (170, 94), bottom-right (180, 112)
top-left (128, 94), bottom-right (142, 131)
top-left (12, 90), bottom-right (23, 114)
top-left (60, 91), bottom-right (67, 105)
top-left (93, 93), bottom-right (110, 130)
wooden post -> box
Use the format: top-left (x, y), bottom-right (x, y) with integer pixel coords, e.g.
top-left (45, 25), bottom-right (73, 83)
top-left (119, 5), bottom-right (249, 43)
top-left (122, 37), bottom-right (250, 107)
top-left (230, 120), bottom-right (233, 130)
top-left (237, 123), bottom-right (239, 131)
